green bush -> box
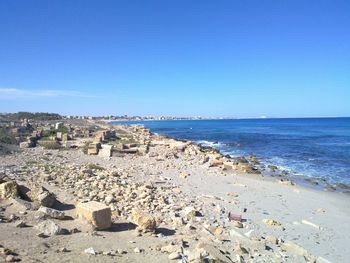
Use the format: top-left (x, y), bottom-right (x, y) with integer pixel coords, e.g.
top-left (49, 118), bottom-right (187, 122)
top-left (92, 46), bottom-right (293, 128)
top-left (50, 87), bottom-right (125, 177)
top-left (0, 128), bottom-right (15, 144)
top-left (41, 142), bottom-right (62, 150)
top-left (9, 112), bottom-right (62, 121)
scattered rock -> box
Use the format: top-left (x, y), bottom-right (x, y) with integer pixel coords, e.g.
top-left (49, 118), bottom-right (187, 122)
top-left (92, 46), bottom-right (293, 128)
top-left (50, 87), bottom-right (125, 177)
top-left (84, 247), bottom-right (97, 255)
top-left (38, 206), bottom-right (65, 220)
top-left (134, 247), bottom-right (143, 253)
top-left (266, 235), bottom-right (278, 245)
top-left (179, 172), bottom-right (190, 178)
top-left (25, 184), bottom-right (56, 208)
top-left (15, 220), bottom-right (28, 228)
top-left (262, 218), bottom-right (282, 227)
top-left (198, 243), bottom-right (232, 263)
top-left (281, 241), bottom-right (315, 261)
top-left (168, 252), bottom-right (181, 260)
top-left (161, 244), bottom-right (182, 253)
top-left (0, 180), bottom-right (18, 199)
top-left (131, 209), bottom-right (156, 232)
top-left (104, 194), bottom-right (115, 204)
top-left (183, 206), bottom-right (198, 220)
top-left (232, 221), bottom-right (243, 228)
top-left (58, 247), bottom-right (69, 253)
top-left (233, 243), bottom-right (249, 255)
top-left (35, 220), bottom-right (67, 236)
top-left (5, 255), bottom-right (18, 262)
top-left (209, 160), bottom-right (224, 167)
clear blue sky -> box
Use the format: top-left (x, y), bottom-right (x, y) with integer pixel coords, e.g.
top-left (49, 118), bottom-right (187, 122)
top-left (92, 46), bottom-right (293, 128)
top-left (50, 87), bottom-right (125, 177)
top-left (0, 0), bottom-right (349, 117)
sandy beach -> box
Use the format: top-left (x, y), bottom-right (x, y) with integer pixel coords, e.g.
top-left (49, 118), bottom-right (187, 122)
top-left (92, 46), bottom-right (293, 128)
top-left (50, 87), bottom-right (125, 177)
top-left (1, 121), bottom-right (349, 263)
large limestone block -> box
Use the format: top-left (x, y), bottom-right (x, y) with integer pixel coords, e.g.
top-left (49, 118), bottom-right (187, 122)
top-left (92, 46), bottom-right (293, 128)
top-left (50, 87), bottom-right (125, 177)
top-left (98, 144), bottom-right (113, 157)
top-left (76, 201), bottom-right (111, 230)
top-left (87, 143), bottom-right (101, 155)
top-left (0, 180), bottom-right (18, 199)
top-left (19, 142), bottom-right (30, 148)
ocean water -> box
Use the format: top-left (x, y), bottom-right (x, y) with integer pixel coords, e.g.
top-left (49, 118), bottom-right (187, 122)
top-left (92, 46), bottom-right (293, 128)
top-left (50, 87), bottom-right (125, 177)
top-left (111, 118), bottom-right (350, 188)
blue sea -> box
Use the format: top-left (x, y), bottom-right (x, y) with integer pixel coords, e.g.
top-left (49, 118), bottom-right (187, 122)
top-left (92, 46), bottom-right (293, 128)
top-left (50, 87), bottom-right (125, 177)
top-left (111, 118), bottom-right (350, 189)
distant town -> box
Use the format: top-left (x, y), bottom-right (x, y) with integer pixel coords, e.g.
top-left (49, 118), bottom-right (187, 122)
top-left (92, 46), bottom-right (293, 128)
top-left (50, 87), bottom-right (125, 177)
top-left (0, 112), bottom-right (225, 122)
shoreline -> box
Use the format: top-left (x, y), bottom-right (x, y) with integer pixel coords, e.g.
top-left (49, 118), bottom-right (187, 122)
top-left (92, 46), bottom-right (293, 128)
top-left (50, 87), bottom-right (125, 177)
top-left (109, 122), bottom-right (350, 194)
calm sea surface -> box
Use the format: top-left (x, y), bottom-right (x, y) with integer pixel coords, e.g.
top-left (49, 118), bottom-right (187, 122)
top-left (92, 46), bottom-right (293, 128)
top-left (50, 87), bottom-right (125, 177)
top-left (111, 118), bottom-right (350, 187)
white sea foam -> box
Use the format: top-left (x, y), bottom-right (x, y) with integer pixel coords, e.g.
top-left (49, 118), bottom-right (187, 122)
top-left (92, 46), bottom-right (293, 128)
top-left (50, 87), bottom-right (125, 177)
top-left (196, 140), bottom-right (223, 148)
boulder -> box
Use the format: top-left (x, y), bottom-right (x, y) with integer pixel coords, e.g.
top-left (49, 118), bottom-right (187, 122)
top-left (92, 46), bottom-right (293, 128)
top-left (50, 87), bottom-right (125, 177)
top-left (37, 190), bottom-right (56, 207)
top-left (198, 244), bottom-right (232, 263)
top-left (76, 201), bottom-right (111, 230)
top-left (183, 206), bottom-right (197, 220)
top-left (131, 209), bottom-right (156, 232)
top-left (0, 180), bottom-right (18, 199)
top-left (38, 206), bottom-right (65, 220)
top-left (281, 241), bottom-right (315, 261)
top-left (35, 220), bottom-right (66, 236)
top-left (209, 160), bottom-right (224, 167)
top-left (25, 184), bottom-right (56, 208)
top-left (19, 142), bottom-right (30, 148)
top-left (237, 163), bottom-right (261, 174)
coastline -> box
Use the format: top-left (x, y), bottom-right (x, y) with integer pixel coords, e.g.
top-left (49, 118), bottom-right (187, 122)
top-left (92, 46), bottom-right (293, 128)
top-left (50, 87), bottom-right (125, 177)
top-left (0, 120), bottom-right (349, 262)
top-left (111, 121), bottom-right (350, 194)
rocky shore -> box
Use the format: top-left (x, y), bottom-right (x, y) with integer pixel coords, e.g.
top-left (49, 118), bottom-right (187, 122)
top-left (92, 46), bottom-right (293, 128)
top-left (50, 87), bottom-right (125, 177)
top-left (0, 120), bottom-right (349, 263)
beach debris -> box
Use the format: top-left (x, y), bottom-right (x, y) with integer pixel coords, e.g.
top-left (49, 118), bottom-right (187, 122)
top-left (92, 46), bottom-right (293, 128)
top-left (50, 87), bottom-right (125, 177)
top-left (179, 172), bottom-right (190, 178)
top-left (76, 201), bottom-right (111, 230)
top-left (301, 219), bottom-right (321, 230)
top-left (228, 212), bottom-right (242, 222)
top-left (134, 247), bottom-right (143, 253)
top-left (262, 218), bottom-right (282, 227)
top-left (316, 208), bottom-right (326, 213)
top-left (232, 221), bottom-right (243, 228)
top-left (84, 247), bottom-right (97, 255)
top-left (226, 192), bottom-right (238, 197)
